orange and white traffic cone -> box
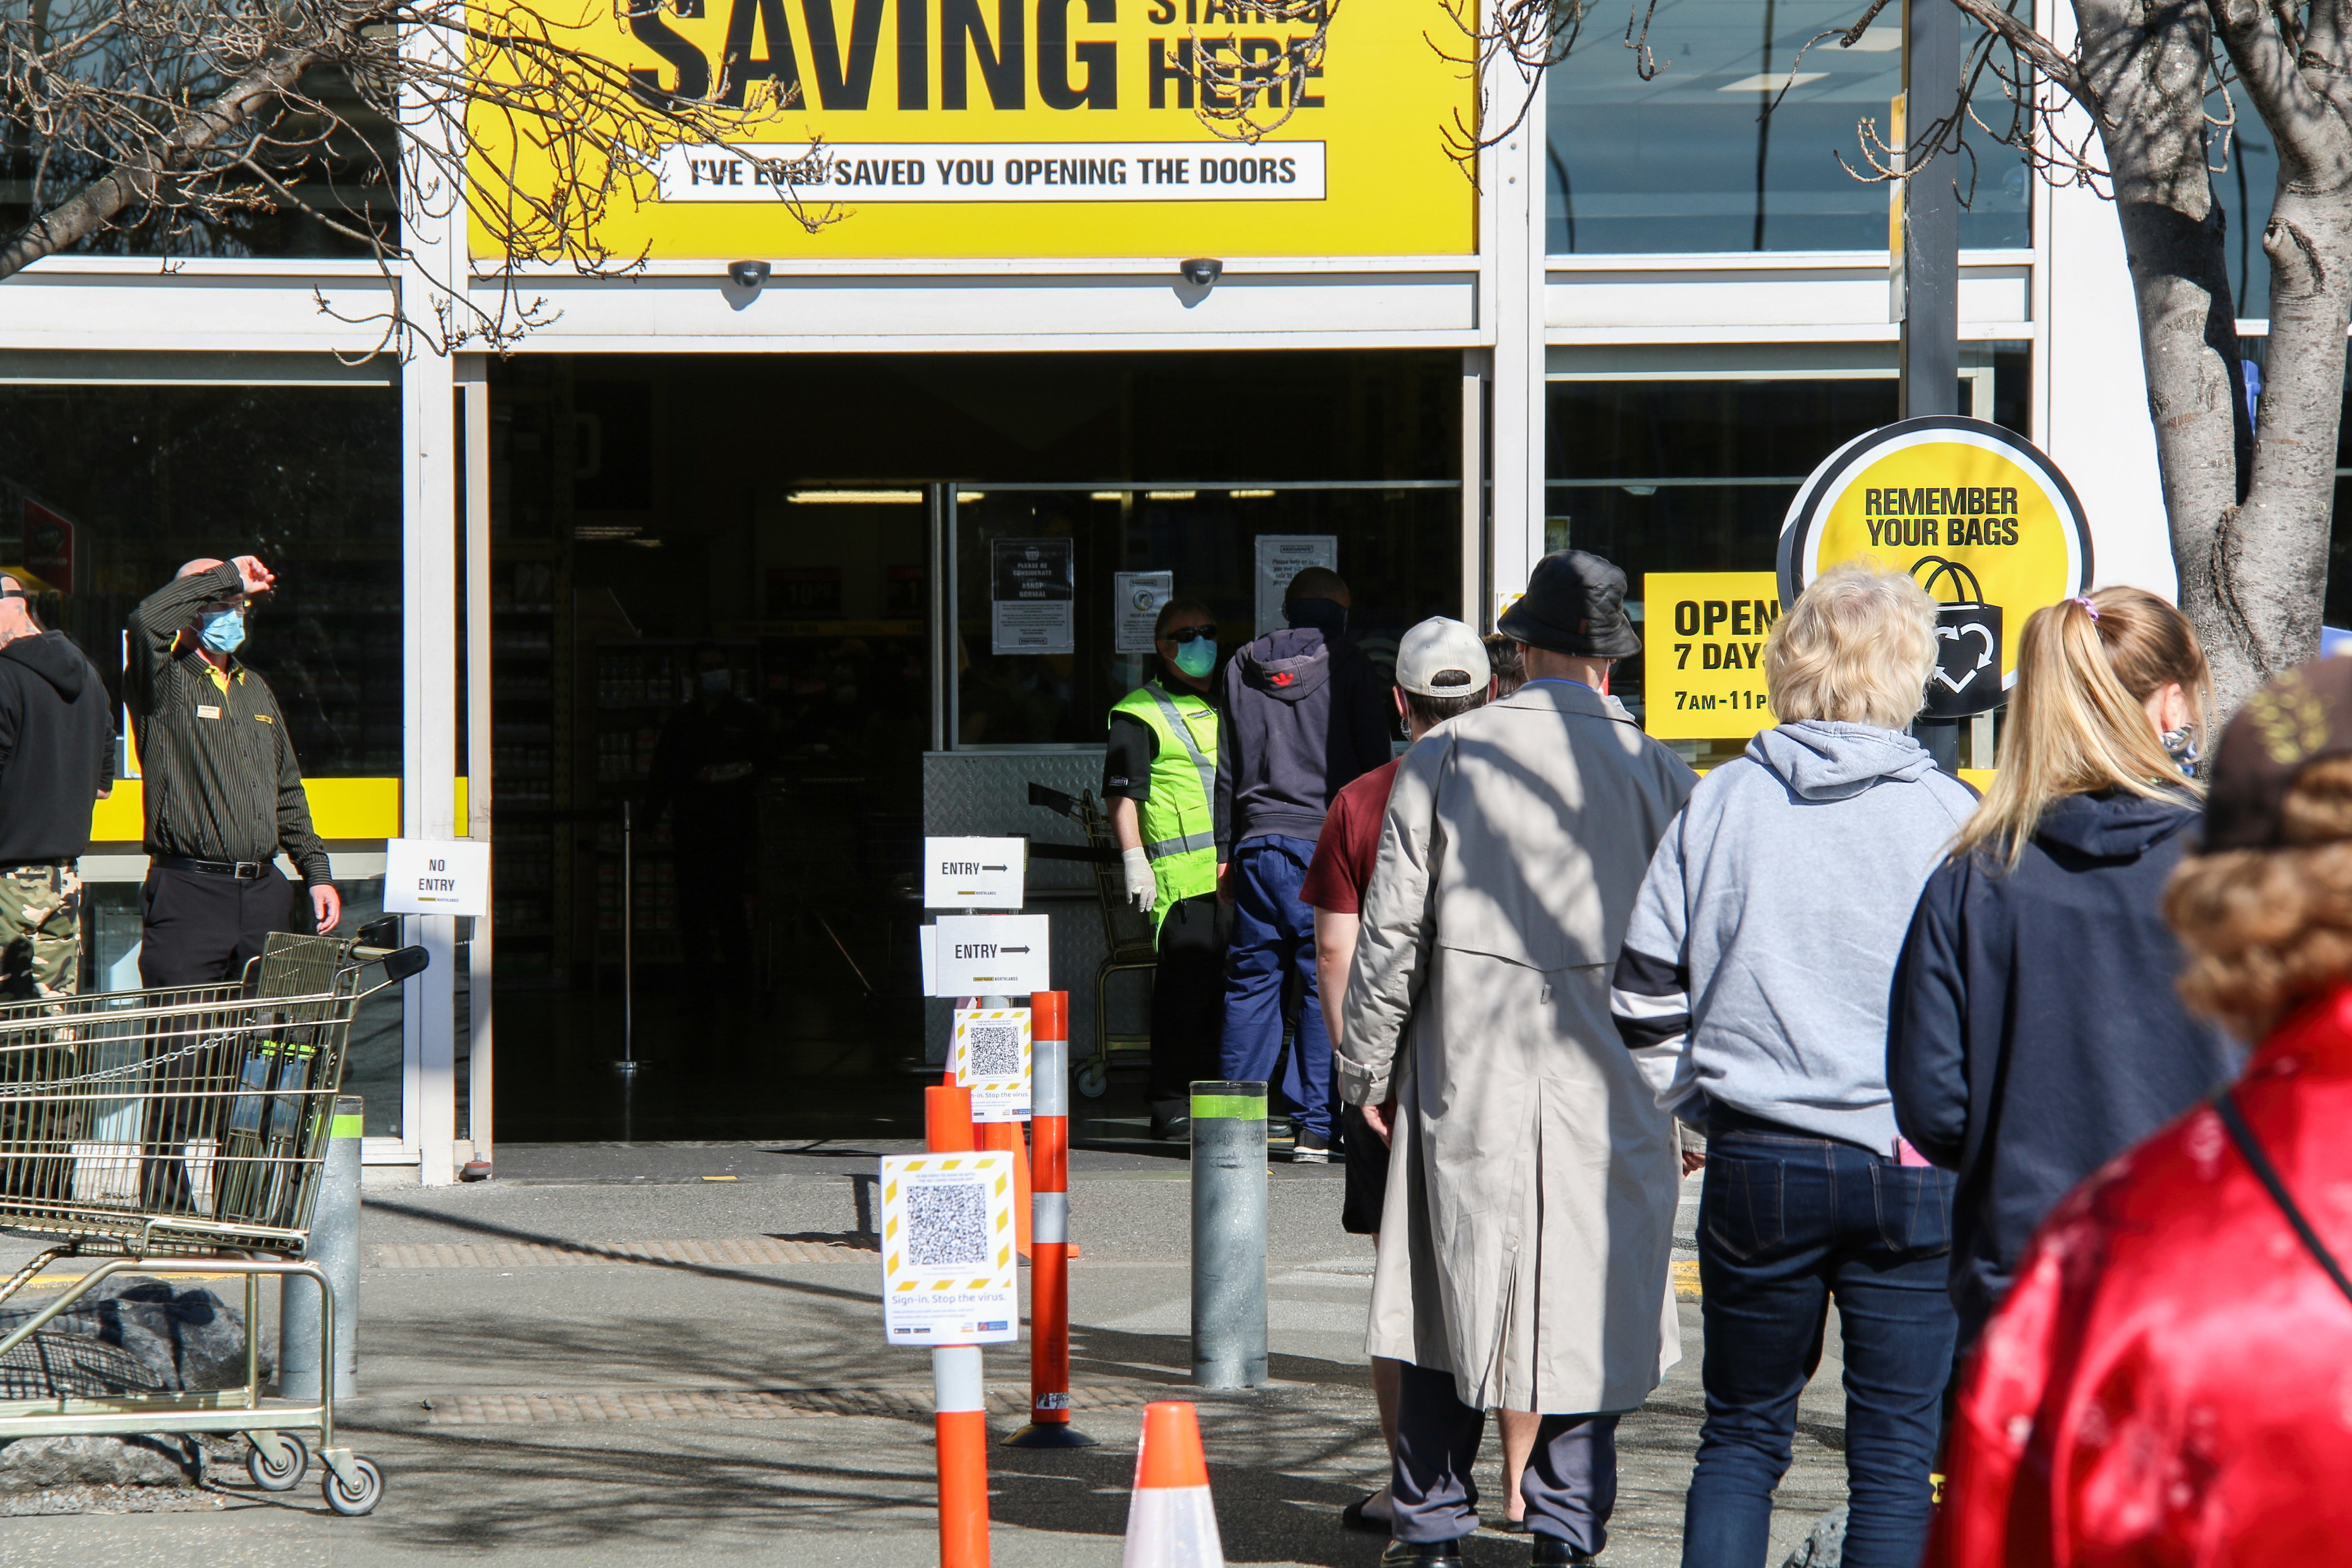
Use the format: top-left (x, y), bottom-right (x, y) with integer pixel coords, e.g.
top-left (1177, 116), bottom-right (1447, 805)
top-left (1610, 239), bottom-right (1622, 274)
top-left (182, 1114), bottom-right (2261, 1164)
top-left (1121, 1401), bottom-right (1224, 1568)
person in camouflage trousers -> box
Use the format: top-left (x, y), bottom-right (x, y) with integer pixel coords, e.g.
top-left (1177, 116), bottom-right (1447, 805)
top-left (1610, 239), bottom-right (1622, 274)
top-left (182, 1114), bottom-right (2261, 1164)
top-left (0, 864), bottom-right (82, 999)
top-left (0, 574), bottom-right (116, 1001)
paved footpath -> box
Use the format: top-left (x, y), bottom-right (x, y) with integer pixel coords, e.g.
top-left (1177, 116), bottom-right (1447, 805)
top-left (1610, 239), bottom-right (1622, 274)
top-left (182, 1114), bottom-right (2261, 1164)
top-left (0, 1142), bottom-right (1848, 1565)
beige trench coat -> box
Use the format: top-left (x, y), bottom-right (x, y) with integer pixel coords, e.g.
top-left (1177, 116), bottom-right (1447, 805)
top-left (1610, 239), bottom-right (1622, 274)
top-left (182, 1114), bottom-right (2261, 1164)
top-left (1336, 680), bottom-right (1696, 1414)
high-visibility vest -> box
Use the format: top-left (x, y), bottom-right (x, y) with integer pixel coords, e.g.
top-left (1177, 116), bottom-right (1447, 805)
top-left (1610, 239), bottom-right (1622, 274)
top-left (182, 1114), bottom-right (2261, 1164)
top-left (1108, 681), bottom-right (1220, 937)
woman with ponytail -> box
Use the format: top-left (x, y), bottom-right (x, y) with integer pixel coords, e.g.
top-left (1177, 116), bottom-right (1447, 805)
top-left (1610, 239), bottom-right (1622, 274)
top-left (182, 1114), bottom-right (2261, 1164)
top-left (1887, 587), bottom-right (2235, 1357)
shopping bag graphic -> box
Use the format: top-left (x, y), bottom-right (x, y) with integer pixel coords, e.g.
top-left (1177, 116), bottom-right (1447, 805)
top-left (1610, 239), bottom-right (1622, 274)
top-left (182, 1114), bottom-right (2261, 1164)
top-left (1910, 557), bottom-right (2003, 718)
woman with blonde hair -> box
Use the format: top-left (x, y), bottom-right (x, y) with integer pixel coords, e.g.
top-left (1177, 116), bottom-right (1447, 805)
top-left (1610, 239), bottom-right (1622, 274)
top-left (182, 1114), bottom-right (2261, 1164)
top-left (1927, 657), bottom-right (2352, 1563)
top-left (1888, 586), bottom-right (2232, 1359)
top-left (1611, 559), bottom-right (1977, 1568)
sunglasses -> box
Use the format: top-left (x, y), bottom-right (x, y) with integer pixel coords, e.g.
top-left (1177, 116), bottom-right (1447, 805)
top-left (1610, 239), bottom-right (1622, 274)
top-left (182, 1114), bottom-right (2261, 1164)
top-left (1164, 625), bottom-right (1215, 645)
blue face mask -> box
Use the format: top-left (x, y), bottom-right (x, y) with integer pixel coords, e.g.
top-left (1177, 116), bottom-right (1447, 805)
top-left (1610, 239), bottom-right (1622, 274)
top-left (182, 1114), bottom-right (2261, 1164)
top-left (199, 607), bottom-right (246, 656)
top-left (1173, 636), bottom-right (1216, 679)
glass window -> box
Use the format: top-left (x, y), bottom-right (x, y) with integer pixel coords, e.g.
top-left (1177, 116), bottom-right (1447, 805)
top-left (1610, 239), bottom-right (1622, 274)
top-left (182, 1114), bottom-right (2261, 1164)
top-left (2216, 83), bottom-right (2278, 320)
top-left (1544, 352), bottom-right (2028, 728)
top-left (1546, 0), bottom-right (2030, 254)
top-left (0, 68), bottom-right (397, 262)
top-left (0, 383), bottom-right (403, 778)
top-left (954, 486), bottom-right (1462, 748)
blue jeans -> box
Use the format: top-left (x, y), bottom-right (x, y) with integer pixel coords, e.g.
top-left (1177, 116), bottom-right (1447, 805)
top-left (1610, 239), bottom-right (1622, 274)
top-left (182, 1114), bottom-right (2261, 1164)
top-left (1681, 1111), bottom-right (1957, 1568)
top-left (1217, 836), bottom-right (1330, 1141)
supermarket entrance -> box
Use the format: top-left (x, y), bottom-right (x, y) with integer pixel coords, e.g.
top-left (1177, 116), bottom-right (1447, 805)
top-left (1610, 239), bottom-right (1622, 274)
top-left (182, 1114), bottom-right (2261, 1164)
top-left (481, 349), bottom-right (1465, 1142)
top-left (486, 364), bottom-right (934, 1141)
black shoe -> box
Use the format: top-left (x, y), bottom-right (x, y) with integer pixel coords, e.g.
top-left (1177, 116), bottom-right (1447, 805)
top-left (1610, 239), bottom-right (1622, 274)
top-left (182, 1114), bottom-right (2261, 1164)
top-left (1379, 1540), bottom-right (1465, 1566)
top-left (1342, 1491), bottom-right (1391, 1533)
top-left (1291, 1130), bottom-right (1330, 1164)
top-left (1151, 1113), bottom-right (1191, 1141)
top-left (1530, 1540), bottom-right (1598, 1566)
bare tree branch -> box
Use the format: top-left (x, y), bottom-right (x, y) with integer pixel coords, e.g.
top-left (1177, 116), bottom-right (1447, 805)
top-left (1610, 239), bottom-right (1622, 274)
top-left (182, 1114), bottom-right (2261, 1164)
top-left (0, 0), bottom-right (841, 355)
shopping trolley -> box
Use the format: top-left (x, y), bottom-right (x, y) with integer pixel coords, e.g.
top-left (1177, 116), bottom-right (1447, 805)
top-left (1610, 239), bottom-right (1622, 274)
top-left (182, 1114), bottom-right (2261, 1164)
top-left (0, 923), bottom-right (427, 1516)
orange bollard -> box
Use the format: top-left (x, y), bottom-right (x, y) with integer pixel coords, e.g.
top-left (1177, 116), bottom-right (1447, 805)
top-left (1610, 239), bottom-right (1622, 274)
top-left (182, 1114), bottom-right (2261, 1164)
top-left (1006, 992), bottom-right (1095, 1448)
top-left (923, 1082), bottom-right (989, 1566)
top-left (926, 1084), bottom-right (975, 1154)
top-left (933, 1344), bottom-right (991, 1568)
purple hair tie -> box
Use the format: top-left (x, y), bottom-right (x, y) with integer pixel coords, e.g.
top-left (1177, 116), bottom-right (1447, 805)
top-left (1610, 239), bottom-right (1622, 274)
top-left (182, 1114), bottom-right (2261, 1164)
top-left (2072, 597), bottom-right (2098, 621)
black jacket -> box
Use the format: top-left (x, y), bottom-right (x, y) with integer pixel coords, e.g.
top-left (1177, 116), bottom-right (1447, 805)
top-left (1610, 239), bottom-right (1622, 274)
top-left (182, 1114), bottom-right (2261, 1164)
top-left (1888, 788), bottom-right (2235, 1351)
top-left (0, 629), bottom-right (117, 863)
top-left (1212, 627), bottom-right (1392, 852)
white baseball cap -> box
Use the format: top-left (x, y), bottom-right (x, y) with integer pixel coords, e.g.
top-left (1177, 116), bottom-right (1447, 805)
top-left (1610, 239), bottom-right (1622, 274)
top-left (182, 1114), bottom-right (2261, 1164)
top-left (1394, 617), bottom-right (1492, 698)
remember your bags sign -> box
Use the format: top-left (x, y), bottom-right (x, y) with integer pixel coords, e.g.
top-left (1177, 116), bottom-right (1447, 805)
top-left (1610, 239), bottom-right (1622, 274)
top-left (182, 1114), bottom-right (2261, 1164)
top-left (1777, 416), bottom-right (2092, 718)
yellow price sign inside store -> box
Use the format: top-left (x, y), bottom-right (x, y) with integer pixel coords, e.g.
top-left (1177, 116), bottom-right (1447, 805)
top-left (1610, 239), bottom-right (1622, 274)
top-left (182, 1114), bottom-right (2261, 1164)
top-left (467, 0), bottom-right (1473, 260)
top-left (1643, 572), bottom-right (1782, 740)
top-left (1778, 416), bottom-right (2091, 718)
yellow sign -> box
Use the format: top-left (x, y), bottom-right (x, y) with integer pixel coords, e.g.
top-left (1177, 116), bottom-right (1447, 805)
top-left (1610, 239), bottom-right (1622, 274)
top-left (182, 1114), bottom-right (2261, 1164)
top-left (1643, 572), bottom-right (1782, 740)
top-left (90, 777), bottom-right (403, 845)
top-left (467, 0), bottom-right (1472, 259)
top-left (1779, 416), bottom-right (2091, 717)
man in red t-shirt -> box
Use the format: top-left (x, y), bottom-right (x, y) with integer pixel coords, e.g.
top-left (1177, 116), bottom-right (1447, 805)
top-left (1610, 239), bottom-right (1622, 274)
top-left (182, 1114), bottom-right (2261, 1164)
top-left (1305, 616), bottom-right (1546, 1536)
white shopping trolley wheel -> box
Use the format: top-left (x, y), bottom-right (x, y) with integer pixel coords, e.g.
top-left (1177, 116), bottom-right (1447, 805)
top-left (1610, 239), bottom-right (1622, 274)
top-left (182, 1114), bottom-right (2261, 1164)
top-left (1076, 1058), bottom-right (1108, 1099)
top-left (247, 1431), bottom-right (308, 1492)
top-left (324, 1454), bottom-right (384, 1517)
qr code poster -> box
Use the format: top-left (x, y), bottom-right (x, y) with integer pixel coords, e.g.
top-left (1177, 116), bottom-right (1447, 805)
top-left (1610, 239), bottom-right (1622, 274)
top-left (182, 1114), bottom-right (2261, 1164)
top-left (951, 1008), bottom-right (1032, 1123)
top-left (878, 1153), bottom-right (1019, 1346)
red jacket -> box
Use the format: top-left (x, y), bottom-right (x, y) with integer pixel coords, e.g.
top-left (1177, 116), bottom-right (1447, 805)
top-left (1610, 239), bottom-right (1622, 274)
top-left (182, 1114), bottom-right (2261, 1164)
top-left (1928, 983), bottom-right (2352, 1567)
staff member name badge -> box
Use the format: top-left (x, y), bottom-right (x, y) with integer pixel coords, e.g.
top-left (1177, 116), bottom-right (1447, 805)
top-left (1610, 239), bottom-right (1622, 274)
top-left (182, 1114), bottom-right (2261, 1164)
top-left (952, 1008), bottom-right (1032, 1122)
top-left (923, 837), bottom-right (1026, 910)
top-left (929, 914), bottom-right (1051, 996)
top-left (382, 838), bottom-right (492, 918)
top-left (879, 1152), bottom-right (1019, 1346)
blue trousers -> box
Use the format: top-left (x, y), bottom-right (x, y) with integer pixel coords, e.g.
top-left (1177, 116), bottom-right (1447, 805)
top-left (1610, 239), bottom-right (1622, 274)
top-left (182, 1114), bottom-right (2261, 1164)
top-left (1216, 836), bottom-right (1331, 1141)
top-left (1681, 1111), bottom-right (1957, 1568)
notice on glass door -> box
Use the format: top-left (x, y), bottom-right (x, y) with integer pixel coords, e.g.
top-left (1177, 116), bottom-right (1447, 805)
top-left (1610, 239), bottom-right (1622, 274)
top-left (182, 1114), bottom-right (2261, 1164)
top-left (1255, 535), bottom-right (1340, 636)
top-left (991, 538), bottom-right (1075, 655)
top-left (1112, 570), bottom-right (1173, 654)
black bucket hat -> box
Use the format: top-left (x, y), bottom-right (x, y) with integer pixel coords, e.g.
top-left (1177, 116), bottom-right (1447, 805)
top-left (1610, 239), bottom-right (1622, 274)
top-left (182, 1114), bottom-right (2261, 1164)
top-left (1498, 549), bottom-right (1643, 659)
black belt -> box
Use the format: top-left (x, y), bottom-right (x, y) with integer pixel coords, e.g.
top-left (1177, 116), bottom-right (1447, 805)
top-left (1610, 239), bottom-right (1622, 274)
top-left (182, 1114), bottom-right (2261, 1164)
top-left (154, 855), bottom-right (274, 881)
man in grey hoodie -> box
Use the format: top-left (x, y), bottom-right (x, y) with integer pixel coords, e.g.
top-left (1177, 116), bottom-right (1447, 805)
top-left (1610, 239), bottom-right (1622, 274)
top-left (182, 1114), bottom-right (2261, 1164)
top-left (1609, 562), bottom-right (1976, 1568)
top-left (1215, 567), bottom-right (1393, 1161)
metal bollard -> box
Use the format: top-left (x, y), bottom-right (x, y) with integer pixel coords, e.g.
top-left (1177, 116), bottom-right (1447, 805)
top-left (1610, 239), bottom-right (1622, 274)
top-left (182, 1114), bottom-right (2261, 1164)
top-left (281, 1095), bottom-right (362, 1400)
top-left (1190, 1080), bottom-right (1268, 1389)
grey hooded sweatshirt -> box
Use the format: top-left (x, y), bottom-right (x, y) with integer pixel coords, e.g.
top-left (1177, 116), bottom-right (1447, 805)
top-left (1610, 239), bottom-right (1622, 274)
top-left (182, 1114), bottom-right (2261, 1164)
top-left (1610, 720), bottom-right (1978, 1153)
top-left (1212, 627), bottom-right (1392, 852)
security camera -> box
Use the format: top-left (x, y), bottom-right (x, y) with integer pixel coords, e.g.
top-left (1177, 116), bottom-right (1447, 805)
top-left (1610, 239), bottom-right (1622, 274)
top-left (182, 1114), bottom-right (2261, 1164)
top-left (728, 260), bottom-right (772, 290)
top-left (1179, 257), bottom-right (1223, 287)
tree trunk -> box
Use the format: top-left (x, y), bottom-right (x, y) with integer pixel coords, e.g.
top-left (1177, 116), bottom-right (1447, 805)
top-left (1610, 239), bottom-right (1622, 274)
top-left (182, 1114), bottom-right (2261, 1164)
top-left (2205, 0), bottom-right (2352, 715)
top-left (2073, 0), bottom-right (2265, 711)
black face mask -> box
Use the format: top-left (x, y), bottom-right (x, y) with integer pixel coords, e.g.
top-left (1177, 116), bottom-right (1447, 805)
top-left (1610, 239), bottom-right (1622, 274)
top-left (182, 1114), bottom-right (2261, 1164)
top-left (1284, 597), bottom-right (1347, 637)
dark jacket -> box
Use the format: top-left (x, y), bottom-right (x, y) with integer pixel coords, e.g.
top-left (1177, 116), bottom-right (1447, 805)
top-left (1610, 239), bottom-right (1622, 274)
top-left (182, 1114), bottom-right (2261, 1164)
top-left (126, 565), bottom-right (330, 882)
top-left (1888, 788), bottom-right (2235, 1352)
top-left (1212, 627), bottom-right (1392, 852)
top-left (0, 630), bottom-right (116, 864)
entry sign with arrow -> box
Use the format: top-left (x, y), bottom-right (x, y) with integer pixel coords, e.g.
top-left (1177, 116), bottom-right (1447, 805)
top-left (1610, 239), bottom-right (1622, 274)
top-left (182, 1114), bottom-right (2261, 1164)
top-left (923, 836), bottom-right (1026, 911)
top-left (928, 914), bottom-right (1052, 997)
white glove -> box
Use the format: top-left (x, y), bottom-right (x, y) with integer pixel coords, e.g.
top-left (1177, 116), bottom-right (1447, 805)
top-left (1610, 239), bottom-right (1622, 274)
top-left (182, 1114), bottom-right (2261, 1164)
top-left (1122, 847), bottom-right (1155, 912)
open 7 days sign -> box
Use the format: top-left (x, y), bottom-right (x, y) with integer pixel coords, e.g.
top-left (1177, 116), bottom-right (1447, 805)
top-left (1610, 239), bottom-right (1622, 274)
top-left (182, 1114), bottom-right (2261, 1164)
top-left (1778, 416), bottom-right (2093, 718)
